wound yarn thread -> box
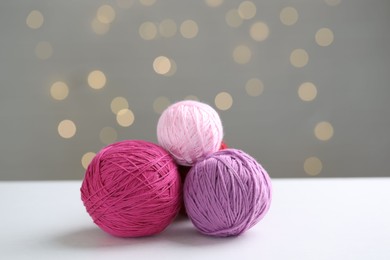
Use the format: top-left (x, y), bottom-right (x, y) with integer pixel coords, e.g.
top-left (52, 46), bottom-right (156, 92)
top-left (81, 140), bottom-right (182, 237)
top-left (184, 149), bottom-right (272, 237)
top-left (157, 100), bottom-right (223, 166)
top-left (178, 141), bottom-right (228, 216)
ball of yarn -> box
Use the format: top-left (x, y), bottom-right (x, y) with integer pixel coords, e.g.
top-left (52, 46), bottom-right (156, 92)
top-left (178, 141), bottom-right (228, 216)
top-left (157, 100), bottom-right (223, 166)
top-left (184, 149), bottom-right (272, 237)
top-left (81, 140), bottom-right (182, 237)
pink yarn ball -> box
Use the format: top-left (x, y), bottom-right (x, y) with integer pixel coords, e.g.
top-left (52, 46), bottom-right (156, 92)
top-left (81, 140), bottom-right (182, 237)
top-left (157, 100), bottom-right (223, 166)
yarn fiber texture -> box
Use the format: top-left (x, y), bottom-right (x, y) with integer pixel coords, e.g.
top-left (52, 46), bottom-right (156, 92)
top-left (81, 140), bottom-right (182, 237)
top-left (157, 100), bottom-right (223, 166)
top-left (178, 141), bottom-right (228, 216)
top-left (184, 149), bottom-right (272, 237)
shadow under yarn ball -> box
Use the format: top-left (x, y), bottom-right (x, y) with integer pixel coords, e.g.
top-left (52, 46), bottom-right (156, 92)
top-left (81, 140), bottom-right (182, 238)
top-left (184, 149), bottom-right (272, 237)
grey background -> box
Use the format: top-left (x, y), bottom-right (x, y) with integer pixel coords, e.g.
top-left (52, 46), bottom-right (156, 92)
top-left (0, 0), bottom-right (389, 180)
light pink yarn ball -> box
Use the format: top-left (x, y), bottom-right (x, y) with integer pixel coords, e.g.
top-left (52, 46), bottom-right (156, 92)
top-left (157, 100), bottom-right (223, 166)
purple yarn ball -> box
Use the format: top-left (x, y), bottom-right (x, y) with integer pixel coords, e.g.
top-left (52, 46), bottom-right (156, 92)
top-left (183, 149), bottom-right (272, 237)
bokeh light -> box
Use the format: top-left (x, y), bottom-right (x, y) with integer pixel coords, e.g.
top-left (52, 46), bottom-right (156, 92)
top-left (250, 22), bottom-right (269, 42)
top-left (298, 82), bottom-right (317, 101)
top-left (50, 81), bottom-right (69, 101)
top-left (205, 0), bottom-right (223, 7)
top-left (165, 58), bottom-right (177, 76)
top-left (87, 70), bottom-right (106, 89)
top-left (153, 56), bottom-right (171, 75)
top-left (280, 7), bottom-right (298, 26)
top-left (180, 20), bottom-right (199, 39)
top-left (290, 48), bottom-right (309, 68)
top-left (153, 96), bottom-right (170, 114)
top-left (110, 96), bottom-right (129, 114)
top-left (225, 9), bottom-right (243, 28)
top-left (81, 152), bottom-right (96, 169)
top-left (97, 5), bottom-right (116, 24)
top-left (233, 45), bottom-right (252, 64)
top-left (215, 92), bottom-right (233, 111)
top-left (314, 121), bottom-right (334, 141)
top-left (315, 27), bottom-right (334, 47)
top-left (26, 10), bottom-right (44, 29)
top-left (304, 157), bottom-right (323, 176)
top-left (139, 22), bottom-right (157, 40)
top-left (58, 120), bottom-right (76, 139)
top-left (116, 108), bottom-right (135, 127)
top-left (245, 78), bottom-right (264, 97)
top-left (238, 1), bottom-right (256, 20)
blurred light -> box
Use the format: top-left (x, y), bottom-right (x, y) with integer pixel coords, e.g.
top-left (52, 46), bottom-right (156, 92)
top-left (165, 58), bottom-right (177, 76)
top-left (304, 157), bottom-right (323, 176)
top-left (315, 121), bottom-right (334, 141)
top-left (117, 0), bottom-right (134, 9)
top-left (324, 0), bottom-right (341, 6)
top-left (238, 1), bottom-right (256, 20)
top-left (116, 109), bottom-right (135, 127)
top-left (88, 70), bottom-right (106, 89)
top-left (250, 22), bottom-right (269, 42)
top-left (225, 9), bottom-right (243, 28)
top-left (139, 0), bottom-right (156, 6)
top-left (99, 127), bottom-right (118, 144)
top-left (245, 78), bottom-right (264, 97)
top-left (290, 48), bottom-right (309, 68)
top-left (205, 0), bottom-right (223, 7)
top-left (153, 56), bottom-right (171, 75)
top-left (91, 18), bottom-right (110, 35)
top-left (180, 20), bottom-right (199, 39)
top-left (315, 28), bottom-right (334, 47)
top-left (159, 19), bottom-right (177, 38)
top-left (26, 10), bottom-right (44, 29)
top-left (184, 95), bottom-right (199, 101)
top-left (110, 96), bottom-right (129, 114)
top-left (298, 82), bottom-right (317, 101)
top-left (50, 81), bottom-right (69, 101)
top-left (97, 5), bottom-right (116, 24)
top-left (280, 7), bottom-right (298, 26)
top-left (233, 45), bottom-right (252, 64)
top-left (215, 92), bottom-right (233, 111)
top-left (35, 41), bottom-right (53, 60)
top-left (58, 120), bottom-right (76, 139)
top-left (153, 96), bottom-right (170, 114)
top-left (139, 22), bottom-right (157, 40)
top-left (81, 152), bottom-right (96, 169)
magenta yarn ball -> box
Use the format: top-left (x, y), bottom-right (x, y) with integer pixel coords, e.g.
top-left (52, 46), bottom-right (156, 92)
top-left (184, 149), bottom-right (272, 237)
top-left (80, 140), bottom-right (182, 237)
top-left (157, 100), bottom-right (223, 166)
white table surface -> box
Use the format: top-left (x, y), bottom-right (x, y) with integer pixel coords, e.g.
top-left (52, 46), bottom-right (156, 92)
top-left (1, 178), bottom-right (389, 260)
